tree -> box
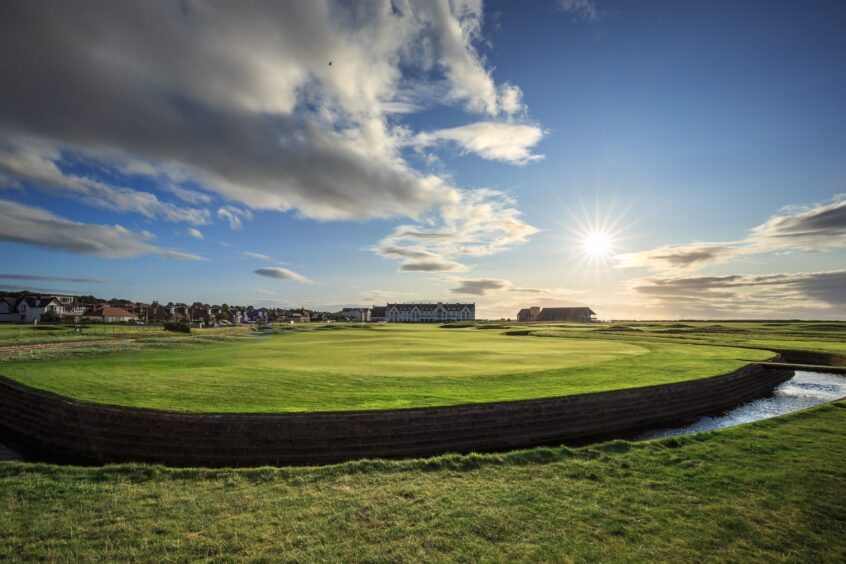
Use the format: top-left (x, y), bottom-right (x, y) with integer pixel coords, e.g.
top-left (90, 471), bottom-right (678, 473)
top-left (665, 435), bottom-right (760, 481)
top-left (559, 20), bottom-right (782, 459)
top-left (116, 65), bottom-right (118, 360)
top-left (43, 310), bottom-right (60, 323)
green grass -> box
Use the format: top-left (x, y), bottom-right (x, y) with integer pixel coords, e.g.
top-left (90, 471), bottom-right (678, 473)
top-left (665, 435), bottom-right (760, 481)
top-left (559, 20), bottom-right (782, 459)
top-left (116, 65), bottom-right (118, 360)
top-left (0, 324), bottom-right (774, 412)
top-left (1, 400), bottom-right (844, 561)
top-left (0, 320), bottom-right (843, 560)
top-left (0, 322), bottom-right (248, 346)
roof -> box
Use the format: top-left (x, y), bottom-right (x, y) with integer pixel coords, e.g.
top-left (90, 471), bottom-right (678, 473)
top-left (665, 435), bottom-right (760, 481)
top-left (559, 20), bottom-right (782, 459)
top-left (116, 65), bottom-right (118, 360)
top-left (370, 306), bottom-right (386, 316)
top-left (386, 302), bottom-right (474, 311)
top-left (84, 306), bottom-right (136, 317)
top-left (536, 307), bottom-right (596, 319)
top-left (540, 307), bottom-right (595, 314)
top-left (16, 296), bottom-right (61, 308)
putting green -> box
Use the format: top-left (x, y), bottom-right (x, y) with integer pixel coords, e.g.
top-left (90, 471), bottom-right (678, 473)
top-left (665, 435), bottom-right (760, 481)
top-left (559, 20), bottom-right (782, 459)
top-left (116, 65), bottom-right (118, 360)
top-left (0, 325), bottom-right (774, 412)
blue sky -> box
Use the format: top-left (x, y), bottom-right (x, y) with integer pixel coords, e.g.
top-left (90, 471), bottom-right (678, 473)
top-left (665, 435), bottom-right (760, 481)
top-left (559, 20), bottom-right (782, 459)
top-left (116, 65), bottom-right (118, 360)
top-left (1, 0), bottom-right (845, 318)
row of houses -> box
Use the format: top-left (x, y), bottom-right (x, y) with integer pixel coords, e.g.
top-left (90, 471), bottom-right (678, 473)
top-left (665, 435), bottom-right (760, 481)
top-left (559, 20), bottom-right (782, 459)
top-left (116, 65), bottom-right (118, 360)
top-left (0, 296), bottom-right (136, 324)
top-left (0, 294), bottom-right (323, 325)
top-left (2, 293), bottom-right (596, 325)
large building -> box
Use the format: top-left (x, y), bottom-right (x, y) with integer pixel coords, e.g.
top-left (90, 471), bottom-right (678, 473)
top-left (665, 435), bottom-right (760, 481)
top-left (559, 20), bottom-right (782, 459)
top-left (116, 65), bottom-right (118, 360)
top-left (385, 302), bottom-right (475, 323)
top-left (517, 306), bottom-right (596, 323)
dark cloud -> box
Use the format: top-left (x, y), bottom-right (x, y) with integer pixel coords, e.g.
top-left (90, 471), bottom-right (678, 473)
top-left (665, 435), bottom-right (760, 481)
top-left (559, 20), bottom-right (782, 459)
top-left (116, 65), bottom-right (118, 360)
top-left (618, 195), bottom-right (846, 273)
top-left (649, 247), bottom-right (739, 268)
top-left (751, 196), bottom-right (846, 249)
top-left (631, 270), bottom-right (846, 316)
top-left (254, 267), bottom-right (311, 284)
top-left (0, 2), bottom-right (536, 224)
top-left (399, 260), bottom-right (465, 272)
top-left (0, 274), bottom-right (103, 283)
top-left (450, 278), bottom-right (510, 296)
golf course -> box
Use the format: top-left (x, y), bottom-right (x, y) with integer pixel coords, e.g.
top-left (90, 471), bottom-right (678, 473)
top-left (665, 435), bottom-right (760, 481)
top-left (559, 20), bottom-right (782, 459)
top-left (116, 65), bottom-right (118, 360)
top-left (0, 324), bottom-right (777, 412)
top-left (1, 321), bottom-right (844, 560)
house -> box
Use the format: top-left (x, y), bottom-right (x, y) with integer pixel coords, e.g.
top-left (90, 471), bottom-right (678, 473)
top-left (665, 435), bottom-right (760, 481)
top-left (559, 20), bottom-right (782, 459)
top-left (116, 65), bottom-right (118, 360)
top-left (0, 297), bottom-right (19, 322)
top-left (82, 306), bottom-right (138, 323)
top-left (517, 306), bottom-right (596, 323)
top-left (165, 302), bottom-right (189, 321)
top-left (340, 307), bottom-right (370, 322)
top-left (245, 308), bottom-right (269, 323)
top-left (146, 302), bottom-right (171, 323)
top-left (0, 296), bottom-right (64, 323)
top-left (370, 306), bottom-right (387, 322)
top-left (385, 302), bottom-right (474, 323)
top-left (59, 301), bottom-right (88, 323)
top-left (289, 313), bottom-right (309, 323)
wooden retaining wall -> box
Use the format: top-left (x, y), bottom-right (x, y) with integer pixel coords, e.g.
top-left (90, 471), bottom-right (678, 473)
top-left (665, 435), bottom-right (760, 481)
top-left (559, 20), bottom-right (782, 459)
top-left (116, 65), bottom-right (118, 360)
top-left (0, 364), bottom-right (793, 466)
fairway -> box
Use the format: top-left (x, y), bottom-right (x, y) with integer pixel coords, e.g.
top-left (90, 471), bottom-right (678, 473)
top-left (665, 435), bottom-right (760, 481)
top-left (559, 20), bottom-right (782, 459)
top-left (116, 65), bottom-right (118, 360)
top-left (0, 325), bottom-right (774, 412)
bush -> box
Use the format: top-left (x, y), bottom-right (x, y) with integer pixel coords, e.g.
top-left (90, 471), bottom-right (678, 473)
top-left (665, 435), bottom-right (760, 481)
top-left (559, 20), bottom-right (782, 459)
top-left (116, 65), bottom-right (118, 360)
top-left (163, 321), bottom-right (191, 333)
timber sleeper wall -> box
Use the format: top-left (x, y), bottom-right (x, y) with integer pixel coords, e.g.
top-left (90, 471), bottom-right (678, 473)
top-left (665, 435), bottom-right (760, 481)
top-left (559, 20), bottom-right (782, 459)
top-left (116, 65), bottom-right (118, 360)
top-left (0, 364), bottom-right (793, 466)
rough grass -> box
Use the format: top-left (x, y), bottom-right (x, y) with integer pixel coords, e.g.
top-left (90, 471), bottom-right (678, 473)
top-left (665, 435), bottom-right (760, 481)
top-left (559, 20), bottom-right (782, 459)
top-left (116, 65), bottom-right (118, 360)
top-left (0, 325), bottom-right (773, 412)
top-left (0, 400), bottom-right (844, 561)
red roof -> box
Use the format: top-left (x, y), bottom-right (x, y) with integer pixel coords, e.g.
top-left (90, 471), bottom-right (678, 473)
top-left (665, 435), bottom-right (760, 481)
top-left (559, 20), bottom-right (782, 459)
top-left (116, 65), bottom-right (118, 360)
top-left (84, 306), bottom-right (136, 318)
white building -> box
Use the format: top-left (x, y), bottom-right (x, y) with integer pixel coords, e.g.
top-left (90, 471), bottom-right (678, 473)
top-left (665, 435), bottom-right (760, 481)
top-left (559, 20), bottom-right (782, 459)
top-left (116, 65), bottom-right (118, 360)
top-left (0, 296), bottom-right (64, 323)
top-left (385, 302), bottom-right (475, 323)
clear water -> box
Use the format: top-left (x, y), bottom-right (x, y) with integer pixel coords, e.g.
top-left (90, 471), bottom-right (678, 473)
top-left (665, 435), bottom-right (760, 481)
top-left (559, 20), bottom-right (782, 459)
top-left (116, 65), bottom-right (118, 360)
top-left (1, 371), bottom-right (844, 462)
top-left (637, 371), bottom-right (846, 440)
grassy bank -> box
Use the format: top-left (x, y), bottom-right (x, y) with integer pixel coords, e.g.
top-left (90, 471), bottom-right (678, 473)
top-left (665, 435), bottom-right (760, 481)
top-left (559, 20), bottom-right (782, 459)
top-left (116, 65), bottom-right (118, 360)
top-left (1, 400), bottom-right (844, 561)
top-left (0, 325), bottom-right (772, 412)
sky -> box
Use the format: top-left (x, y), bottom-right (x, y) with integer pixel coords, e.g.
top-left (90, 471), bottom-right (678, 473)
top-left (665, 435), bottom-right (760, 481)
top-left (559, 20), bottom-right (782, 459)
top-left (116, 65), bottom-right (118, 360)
top-left (0, 0), bottom-right (845, 319)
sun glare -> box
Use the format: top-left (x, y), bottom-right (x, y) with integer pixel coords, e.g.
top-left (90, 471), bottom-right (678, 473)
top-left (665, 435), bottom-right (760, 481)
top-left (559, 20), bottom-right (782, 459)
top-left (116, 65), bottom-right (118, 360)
top-left (583, 231), bottom-right (612, 258)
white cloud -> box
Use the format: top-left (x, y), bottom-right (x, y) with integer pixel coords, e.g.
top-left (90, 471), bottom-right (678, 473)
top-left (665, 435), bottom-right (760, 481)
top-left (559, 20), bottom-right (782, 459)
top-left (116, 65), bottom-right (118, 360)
top-left (373, 188), bottom-right (538, 272)
top-left (414, 121), bottom-right (544, 165)
top-left (243, 251), bottom-right (273, 261)
top-left (0, 199), bottom-right (206, 261)
top-left (557, 0), bottom-right (601, 21)
top-left (187, 228), bottom-right (204, 240)
top-left (217, 206), bottom-right (253, 230)
top-left (254, 267), bottom-right (313, 284)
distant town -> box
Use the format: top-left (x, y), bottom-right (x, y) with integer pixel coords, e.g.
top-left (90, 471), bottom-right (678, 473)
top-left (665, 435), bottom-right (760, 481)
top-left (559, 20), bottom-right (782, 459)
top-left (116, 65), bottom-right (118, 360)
top-left (0, 291), bottom-right (477, 325)
top-left (0, 291), bottom-right (600, 325)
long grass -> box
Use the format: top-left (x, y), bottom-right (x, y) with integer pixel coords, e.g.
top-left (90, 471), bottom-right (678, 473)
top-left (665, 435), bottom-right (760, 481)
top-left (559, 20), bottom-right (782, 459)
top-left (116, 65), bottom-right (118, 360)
top-left (0, 400), bottom-right (843, 561)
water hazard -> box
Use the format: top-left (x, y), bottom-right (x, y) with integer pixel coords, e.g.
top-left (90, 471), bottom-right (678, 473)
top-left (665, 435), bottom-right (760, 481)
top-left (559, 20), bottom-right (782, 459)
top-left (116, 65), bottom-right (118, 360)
top-left (1, 370), bottom-right (844, 463)
top-left (637, 370), bottom-right (846, 440)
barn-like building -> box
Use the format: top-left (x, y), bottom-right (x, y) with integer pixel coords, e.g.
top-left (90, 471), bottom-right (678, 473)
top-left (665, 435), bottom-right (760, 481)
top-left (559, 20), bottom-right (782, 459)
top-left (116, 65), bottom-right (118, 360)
top-left (517, 306), bottom-right (596, 322)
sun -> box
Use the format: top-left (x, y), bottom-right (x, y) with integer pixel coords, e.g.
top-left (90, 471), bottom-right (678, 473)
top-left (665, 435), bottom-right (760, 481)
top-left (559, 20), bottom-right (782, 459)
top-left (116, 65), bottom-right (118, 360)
top-left (583, 231), bottom-right (613, 258)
